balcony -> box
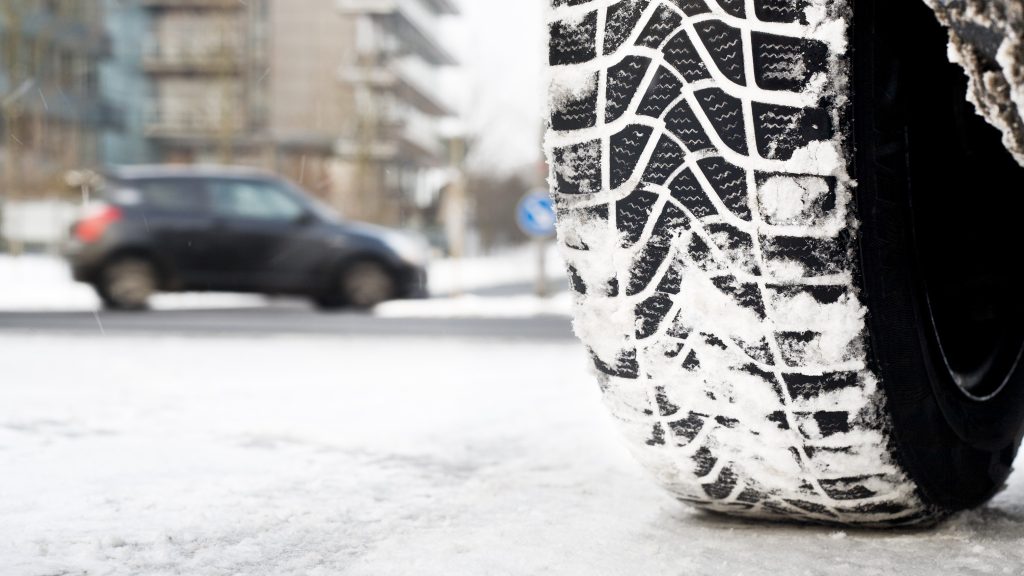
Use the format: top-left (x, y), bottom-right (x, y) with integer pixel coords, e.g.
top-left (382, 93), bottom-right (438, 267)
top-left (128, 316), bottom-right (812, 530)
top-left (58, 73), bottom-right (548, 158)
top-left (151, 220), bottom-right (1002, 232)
top-left (421, 0), bottom-right (460, 15)
top-left (145, 102), bottom-right (246, 139)
top-left (333, 109), bottom-right (443, 162)
top-left (140, 0), bottom-right (245, 9)
top-left (394, 107), bottom-right (443, 158)
top-left (337, 0), bottom-right (457, 66)
top-left (142, 43), bottom-right (244, 75)
top-left (340, 58), bottom-right (453, 117)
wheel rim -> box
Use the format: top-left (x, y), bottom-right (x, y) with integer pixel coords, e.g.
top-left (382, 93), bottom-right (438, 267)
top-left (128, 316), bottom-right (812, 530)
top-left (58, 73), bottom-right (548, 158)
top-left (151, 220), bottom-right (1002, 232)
top-left (906, 14), bottom-right (1024, 400)
top-left (105, 261), bottom-right (156, 308)
top-left (342, 262), bottom-right (394, 308)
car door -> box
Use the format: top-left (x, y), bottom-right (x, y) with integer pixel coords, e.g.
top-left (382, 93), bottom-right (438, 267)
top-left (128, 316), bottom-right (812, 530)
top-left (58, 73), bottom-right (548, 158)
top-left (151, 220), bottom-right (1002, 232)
top-left (135, 178), bottom-right (218, 288)
top-left (207, 179), bottom-right (320, 293)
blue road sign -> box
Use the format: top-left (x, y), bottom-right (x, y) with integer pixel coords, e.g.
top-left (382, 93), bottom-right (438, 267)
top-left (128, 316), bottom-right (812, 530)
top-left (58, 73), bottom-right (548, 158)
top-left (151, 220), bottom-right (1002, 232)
top-left (516, 190), bottom-right (557, 238)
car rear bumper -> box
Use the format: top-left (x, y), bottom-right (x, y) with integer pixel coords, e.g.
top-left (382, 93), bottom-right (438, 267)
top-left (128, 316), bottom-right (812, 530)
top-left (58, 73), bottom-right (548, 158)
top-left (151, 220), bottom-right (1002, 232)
top-left (63, 239), bottom-right (104, 284)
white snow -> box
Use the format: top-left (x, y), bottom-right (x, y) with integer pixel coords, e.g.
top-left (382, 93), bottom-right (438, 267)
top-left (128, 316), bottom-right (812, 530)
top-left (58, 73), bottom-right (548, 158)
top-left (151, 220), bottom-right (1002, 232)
top-left (0, 255), bottom-right (268, 311)
top-left (0, 245), bottom-right (569, 317)
top-left (426, 243), bottom-right (566, 296)
top-left (1, 334), bottom-right (1024, 575)
top-left (376, 292), bottom-right (571, 318)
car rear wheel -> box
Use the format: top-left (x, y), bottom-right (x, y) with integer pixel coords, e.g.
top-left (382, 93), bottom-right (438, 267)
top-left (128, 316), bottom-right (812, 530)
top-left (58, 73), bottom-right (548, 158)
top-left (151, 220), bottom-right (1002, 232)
top-left (97, 257), bottom-right (158, 311)
top-left (314, 260), bottom-right (396, 310)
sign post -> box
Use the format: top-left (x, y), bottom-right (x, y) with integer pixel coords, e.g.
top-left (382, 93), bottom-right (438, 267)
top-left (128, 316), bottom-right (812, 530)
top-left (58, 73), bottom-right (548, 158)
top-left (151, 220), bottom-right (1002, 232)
top-left (515, 190), bottom-right (557, 298)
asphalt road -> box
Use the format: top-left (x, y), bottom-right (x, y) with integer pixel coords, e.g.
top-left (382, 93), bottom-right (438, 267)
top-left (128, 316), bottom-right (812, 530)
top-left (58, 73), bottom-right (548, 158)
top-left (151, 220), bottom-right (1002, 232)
top-left (0, 305), bottom-right (575, 340)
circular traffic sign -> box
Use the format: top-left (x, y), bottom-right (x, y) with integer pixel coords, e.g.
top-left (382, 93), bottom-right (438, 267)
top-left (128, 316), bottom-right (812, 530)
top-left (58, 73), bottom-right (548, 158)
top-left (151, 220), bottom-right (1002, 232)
top-left (516, 190), bottom-right (557, 238)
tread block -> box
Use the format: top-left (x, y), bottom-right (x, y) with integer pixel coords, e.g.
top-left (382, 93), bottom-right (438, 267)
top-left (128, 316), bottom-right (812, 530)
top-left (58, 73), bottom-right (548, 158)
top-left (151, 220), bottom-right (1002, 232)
top-left (552, 140), bottom-right (603, 195)
top-left (704, 222), bottom-right (760, 276)
top-left (636, 4), bottom-right (684, 48)
top-left (762, 233), bottom-right (852, 277)
top-left (666, 101), bottom-right (715, 153)
top-left (755, 0), bottom-right (814, 23)
top-left (636, 294), bottom-right (675, 338)
top-left (752, 102), bottom-right (832, 161)
top-left (669, 169), bottom-right (718, 217)
top-left (607, 56), bottom-right (653, 123)
top-left (616, 189), bottom-right (660, 247)
top-left (703, 466), bottom-right (739, 499)
top-left (551, 72), bottom-right (599, 130)
top-left (663, 29), bottom-right (713, 82)
top-left (697, 157), bottom-right (752, 219)
top-left (783, 371), bottom-right (862, 400)
top-left (669, 411), bottom-right (707, 445)
top-left (605, 0), bottom-right (650, 55)
top-left (641, 135), bottom-right (686, 185)
top-left (695, 88), bottom-right (749, 154)
top-left (638, 66), bottom-right (685, 118)
top-left (591, 347), bottom-right (640, 379)
top-left (752, 32), bottom-right (829, 92)
top-left (694, 20), bottom-right (747, 85)
top-left (611, 125), bottom-right (655, 188)
top-left (626, 242), bottom-right (672, 295)
top-left (550, 11), bottom-right (599, 65)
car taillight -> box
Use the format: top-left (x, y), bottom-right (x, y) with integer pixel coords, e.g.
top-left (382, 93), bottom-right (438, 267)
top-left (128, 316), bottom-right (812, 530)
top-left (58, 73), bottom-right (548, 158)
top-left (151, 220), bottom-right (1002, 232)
top-left (74, 205), bottom-right (122, 244)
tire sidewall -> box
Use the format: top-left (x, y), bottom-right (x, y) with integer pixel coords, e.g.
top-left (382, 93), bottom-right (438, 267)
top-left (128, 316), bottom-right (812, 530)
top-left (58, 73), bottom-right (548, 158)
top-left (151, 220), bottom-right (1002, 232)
top-left (853, 0), bottom-right (1024, 510)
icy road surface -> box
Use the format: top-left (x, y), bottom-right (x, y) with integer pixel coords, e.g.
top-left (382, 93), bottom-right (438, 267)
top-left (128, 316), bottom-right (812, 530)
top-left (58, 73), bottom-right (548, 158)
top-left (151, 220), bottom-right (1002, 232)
top-left (2, 335), bottom-right (1024, 575)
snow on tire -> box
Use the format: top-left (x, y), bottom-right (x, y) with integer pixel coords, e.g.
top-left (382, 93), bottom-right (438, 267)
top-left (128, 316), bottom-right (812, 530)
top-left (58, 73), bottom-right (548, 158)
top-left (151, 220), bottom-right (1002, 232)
top-left (545, 0), bottom-right (934, 525)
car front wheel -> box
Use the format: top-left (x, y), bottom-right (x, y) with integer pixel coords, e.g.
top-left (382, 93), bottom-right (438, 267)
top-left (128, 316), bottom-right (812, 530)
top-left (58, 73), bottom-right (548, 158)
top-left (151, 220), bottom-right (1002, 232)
top-left (314, 260), bottom-right (397, 310)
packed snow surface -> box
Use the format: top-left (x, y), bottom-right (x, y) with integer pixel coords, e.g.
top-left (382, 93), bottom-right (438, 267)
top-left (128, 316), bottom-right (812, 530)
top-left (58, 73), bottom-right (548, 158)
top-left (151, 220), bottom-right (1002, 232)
top-left (2, 335), bottom-right (1024, 575)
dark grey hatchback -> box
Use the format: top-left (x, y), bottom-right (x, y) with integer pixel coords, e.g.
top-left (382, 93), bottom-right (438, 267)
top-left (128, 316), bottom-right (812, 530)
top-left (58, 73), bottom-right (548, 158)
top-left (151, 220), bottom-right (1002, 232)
top-left (64, 165), bottom-right (428, 310)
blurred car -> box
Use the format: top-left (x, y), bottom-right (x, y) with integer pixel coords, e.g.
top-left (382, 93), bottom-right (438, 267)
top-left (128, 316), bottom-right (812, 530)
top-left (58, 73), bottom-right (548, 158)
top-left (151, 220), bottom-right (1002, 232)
top-left (63, 165), bottom-right (428, 310)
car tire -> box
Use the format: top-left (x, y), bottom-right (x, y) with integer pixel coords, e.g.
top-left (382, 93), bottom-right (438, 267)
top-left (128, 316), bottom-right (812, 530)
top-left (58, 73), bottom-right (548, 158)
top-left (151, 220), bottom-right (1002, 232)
top-left (314, 260), bottom-right (396, 310)
top-left (546, 0), bottom-right (1024, 526)
top-left (97, 257), bottom-right (158, 311)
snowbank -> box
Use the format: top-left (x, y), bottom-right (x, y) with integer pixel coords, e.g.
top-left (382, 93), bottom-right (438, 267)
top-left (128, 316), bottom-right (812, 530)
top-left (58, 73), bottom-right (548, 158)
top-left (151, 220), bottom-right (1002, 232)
top-left (0, 244), bottom-right (569, 317)
top-left (0, 255), bottom-right (268, 311)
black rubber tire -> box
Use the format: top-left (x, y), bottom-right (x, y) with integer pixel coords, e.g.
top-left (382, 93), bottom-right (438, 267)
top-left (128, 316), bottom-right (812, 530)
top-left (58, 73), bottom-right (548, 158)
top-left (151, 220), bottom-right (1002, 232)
top-left (855, 0), bottom-right (1024, 515)
top-left (313, 260), bottom-right (396, 310)
top-left (546, 0), bottom-right (1024, 525)
top-left (97, 257), bottom-right (158, 311)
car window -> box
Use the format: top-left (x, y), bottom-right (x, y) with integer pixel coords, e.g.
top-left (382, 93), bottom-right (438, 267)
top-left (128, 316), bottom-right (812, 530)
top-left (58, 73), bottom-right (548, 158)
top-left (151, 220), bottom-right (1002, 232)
top-left (209, 181), bottom-right (305, 221)
top-left (135, 180), bottom-right (208, 213)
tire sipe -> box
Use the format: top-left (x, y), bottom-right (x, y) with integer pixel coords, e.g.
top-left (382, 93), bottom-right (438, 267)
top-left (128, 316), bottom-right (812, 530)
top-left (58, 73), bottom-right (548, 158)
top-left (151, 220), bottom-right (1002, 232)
top-left (546, 0), bottom-right (1024, 525)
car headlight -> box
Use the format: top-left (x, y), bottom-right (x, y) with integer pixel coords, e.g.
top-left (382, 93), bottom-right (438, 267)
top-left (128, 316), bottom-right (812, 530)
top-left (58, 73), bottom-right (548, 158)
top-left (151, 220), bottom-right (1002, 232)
top-left (383, 231), bottom-right (430, 267)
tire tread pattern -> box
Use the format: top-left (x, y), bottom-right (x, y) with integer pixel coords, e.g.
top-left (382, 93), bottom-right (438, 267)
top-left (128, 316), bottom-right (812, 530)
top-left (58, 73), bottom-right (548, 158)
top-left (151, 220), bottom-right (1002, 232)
top-left (546, 0), bottom-right (936, 525)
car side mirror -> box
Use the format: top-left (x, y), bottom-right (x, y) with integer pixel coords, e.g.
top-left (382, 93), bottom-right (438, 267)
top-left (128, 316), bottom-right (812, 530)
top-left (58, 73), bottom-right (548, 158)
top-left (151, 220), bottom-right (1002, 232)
top-left (295, 211), bottom-right (316, 226)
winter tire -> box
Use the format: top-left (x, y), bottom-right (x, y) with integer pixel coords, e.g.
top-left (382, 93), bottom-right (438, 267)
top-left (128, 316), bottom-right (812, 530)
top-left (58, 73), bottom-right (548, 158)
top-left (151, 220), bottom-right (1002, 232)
top-left (97, 257), bottom-right (158, 311)
top-left (546, 0), bottom-right (1024, 525)
top-left (314, 260), bottom-right (396, 310)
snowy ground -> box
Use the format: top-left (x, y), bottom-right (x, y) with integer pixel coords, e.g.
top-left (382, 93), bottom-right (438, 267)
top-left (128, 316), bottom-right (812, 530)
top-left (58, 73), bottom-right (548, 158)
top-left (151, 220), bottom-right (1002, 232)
top-left (0, 245), bottom-right (570, 317)
top-left (2, 335), bottom-right (1024, 575)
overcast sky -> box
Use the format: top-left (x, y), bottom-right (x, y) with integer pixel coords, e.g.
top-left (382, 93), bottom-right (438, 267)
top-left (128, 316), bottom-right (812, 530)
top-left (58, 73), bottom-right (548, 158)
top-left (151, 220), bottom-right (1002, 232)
top-left (442, 0), bottom-right (547, 176)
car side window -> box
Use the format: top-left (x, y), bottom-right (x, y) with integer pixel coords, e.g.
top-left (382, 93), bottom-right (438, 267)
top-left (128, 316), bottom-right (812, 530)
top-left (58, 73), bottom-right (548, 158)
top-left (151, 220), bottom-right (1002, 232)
top-left (138, 180), bottom-right (208, 213)
top-left (209, 181), bottom-right (305, 222)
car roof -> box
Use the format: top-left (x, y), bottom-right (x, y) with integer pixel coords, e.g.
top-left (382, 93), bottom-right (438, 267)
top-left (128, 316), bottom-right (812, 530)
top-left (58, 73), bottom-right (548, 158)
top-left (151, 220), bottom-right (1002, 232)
top-left (105, 164), bottom-right (279, 182)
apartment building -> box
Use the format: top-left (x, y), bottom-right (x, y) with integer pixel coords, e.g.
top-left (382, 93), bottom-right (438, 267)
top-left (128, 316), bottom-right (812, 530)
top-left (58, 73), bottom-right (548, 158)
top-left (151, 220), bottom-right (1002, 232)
top-left (133, 0), bottom-right (459, 226)
top-left (138, 0), bottom-right (269, 164)
top-left (0, 0), bottom-right (110, 196)
top-left (332, 0), bottom-right (460, 224)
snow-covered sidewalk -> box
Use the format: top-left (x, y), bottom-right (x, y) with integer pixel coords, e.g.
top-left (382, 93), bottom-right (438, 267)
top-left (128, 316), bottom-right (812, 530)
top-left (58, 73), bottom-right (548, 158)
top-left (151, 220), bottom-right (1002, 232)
top-left (2, 335), bottom-right (1024, 575)
top-left (0, 245), bottom-right (571, 318)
